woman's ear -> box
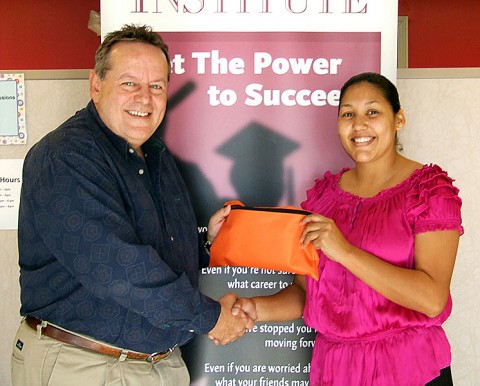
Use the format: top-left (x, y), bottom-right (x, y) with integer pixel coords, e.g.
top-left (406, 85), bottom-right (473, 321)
top-left (396, 108), bottom-right (406, 130)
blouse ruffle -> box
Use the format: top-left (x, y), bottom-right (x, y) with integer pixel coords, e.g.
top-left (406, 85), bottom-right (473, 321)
top-left (405, 164), bottom-right (464, 235)
top-left (301, 164), bottom-right (463, 385)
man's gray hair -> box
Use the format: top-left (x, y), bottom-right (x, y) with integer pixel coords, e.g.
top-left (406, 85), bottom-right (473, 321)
top-left (94, 24), bottom-right (171, 80)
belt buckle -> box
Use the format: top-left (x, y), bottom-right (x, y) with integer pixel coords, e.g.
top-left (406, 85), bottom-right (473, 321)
top-left (146, 348), bottom-right (173, 363)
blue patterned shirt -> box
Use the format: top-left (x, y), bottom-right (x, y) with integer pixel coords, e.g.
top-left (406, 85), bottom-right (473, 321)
top-left (18, 101), bottom-right (220, 353)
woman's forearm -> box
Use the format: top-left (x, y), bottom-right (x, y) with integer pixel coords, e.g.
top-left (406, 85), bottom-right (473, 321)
top-left (254, 276), bottom-right (306, 322)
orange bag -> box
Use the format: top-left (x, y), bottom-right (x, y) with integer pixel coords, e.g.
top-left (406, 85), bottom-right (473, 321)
top-left (210, 200), bottom-right (319, 280)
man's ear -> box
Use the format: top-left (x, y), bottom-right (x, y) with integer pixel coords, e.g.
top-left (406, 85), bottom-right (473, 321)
top-left (89, 70), bottom-right (101, 103)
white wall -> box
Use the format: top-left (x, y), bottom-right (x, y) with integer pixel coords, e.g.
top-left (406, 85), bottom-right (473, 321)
top-left (0, 74), bottom-right (91, 386)
top-left (397, 72), bottom-right (480, 385)
top-left (0, 71), bottom-right (479, 385)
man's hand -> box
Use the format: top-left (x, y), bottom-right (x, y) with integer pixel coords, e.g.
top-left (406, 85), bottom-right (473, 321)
top-left (208, 292), bottom-right (251, 345)
top-left (206, 205), bottom-right (231, 243)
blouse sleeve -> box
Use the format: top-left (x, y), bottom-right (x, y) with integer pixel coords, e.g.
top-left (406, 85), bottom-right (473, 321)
top-left (301, 170), bottom-right (335, 211)
top-left (406, 164), bottom-right (464, 235)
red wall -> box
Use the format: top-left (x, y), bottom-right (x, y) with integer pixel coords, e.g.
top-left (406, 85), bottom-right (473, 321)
top-left (1, 1), bottom-right (479, 70)
top-left (399, 0), bottom-right (480, 68)
top-left (1, 1), bottom-right (100, 70)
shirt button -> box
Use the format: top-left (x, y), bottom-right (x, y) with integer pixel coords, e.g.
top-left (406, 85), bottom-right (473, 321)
top-left (170, 236), bottom-right (174, 242)
top-left (138, 169), bottom-right (144, 175)
top-left (129, 148), bottom-right (135, 154)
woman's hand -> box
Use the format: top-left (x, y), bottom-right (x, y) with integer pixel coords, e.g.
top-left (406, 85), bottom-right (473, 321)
top-left (300, 213), bottom-right (354, 264)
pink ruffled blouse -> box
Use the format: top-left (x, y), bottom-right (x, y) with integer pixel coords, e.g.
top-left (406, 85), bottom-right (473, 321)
top-left (301, 164), bottom-right (463, 386)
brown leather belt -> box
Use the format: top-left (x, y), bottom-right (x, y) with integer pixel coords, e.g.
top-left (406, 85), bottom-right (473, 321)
top-left (25, 316), bottom-right (173, 363)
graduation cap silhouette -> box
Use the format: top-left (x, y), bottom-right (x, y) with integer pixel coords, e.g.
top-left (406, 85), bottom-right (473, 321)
top-left (217, 122), bottom-right (299, 206)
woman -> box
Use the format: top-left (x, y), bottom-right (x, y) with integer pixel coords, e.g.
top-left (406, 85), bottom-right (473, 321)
top-left (231, 73), bottom-right (463, 385)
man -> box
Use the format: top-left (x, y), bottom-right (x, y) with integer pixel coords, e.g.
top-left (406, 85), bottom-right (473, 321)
top-left (12, 24), bottom-right (250, 386)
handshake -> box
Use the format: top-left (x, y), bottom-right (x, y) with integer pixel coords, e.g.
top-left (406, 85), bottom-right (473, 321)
top-left (204, 205), bottom-right (308, 345)
top-left (207, 293), bottom-right (257, 345)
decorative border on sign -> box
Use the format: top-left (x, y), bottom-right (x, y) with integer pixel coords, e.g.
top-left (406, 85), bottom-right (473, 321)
top-left (0, 73), bottom-right (26, 145)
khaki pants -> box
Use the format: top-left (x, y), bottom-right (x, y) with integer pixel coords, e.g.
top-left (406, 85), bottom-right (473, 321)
top-left (11, 319), bottom-right (190, 386)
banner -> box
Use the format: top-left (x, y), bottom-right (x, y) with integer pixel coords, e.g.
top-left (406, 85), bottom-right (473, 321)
top-left (101, 1), bottom-right (398, 384)
top-left (101, 1), bottom-right (397, 82)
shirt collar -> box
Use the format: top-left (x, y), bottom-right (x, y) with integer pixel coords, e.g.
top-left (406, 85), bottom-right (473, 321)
top-left (87, 100), bottom-right (165, 159)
